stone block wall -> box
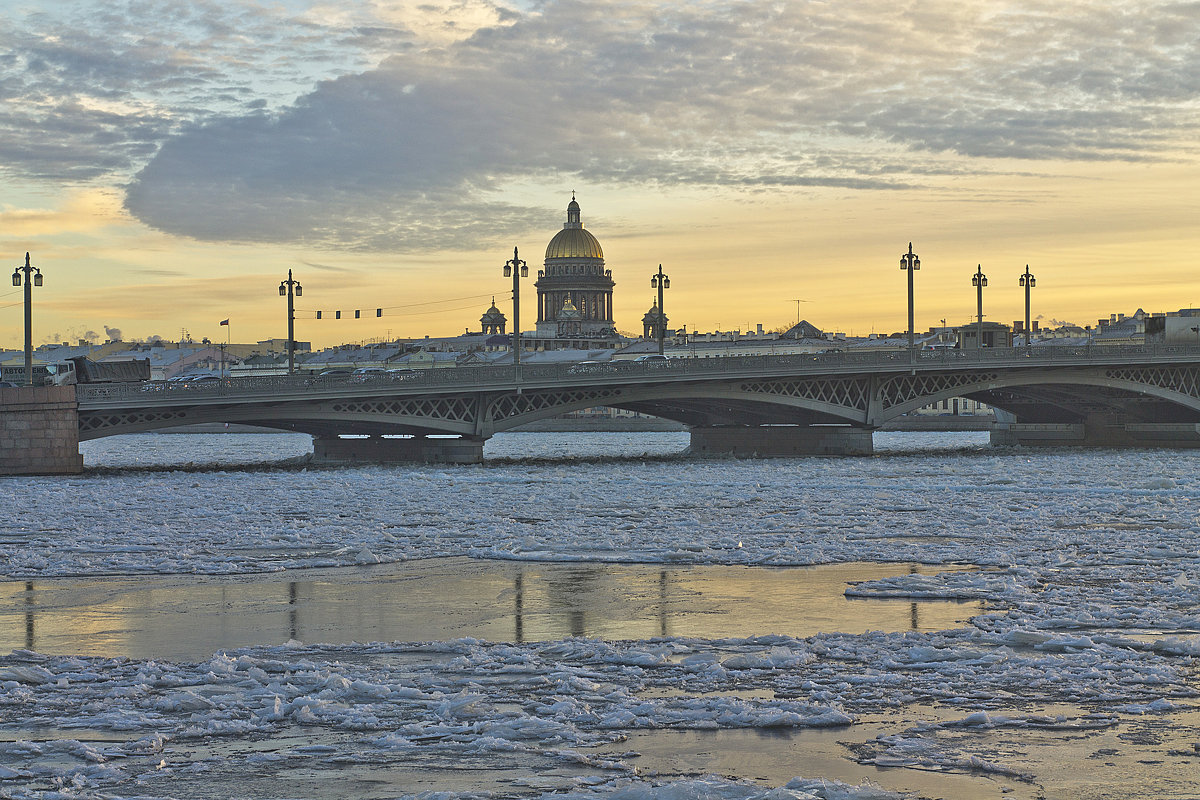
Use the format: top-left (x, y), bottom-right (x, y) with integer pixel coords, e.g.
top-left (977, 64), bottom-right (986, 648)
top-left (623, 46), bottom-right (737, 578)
top-left (0, 385), bottom-right (83, 475)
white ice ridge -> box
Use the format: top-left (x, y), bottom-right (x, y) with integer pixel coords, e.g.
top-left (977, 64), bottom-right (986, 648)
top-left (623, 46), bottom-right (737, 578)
top-left (5, 434), bottom-right (1196, 581)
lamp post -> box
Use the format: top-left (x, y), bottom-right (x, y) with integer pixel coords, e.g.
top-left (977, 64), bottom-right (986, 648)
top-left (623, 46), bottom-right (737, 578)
top-left (1019, 265), bottom-right (1036, 348)
top-left (278, 270), bottom-right (302, 375)
top-left (650, 264), bottom-right (671, 355)
top-left (503, 247), bottom-right (528, 366)
top-left (11, 253), bottom-right (43, 386)
top-left (899, 243), bottom-right (920, 358)
top-left (972, 264), bottom-right (988, 350)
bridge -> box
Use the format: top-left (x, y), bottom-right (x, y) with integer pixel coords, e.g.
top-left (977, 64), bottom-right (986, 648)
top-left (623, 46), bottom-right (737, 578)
top-left (3, 344), bottom-right (1200, 473)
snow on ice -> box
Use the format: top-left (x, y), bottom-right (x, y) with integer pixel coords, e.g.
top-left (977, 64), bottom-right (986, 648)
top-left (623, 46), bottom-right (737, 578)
top-left (1, 432), bottom-right (1199, 797)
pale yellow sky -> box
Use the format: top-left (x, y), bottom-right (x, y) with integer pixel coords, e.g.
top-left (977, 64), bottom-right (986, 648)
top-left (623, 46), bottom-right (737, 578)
top-left (2, 1), bottom-right (1198, 349)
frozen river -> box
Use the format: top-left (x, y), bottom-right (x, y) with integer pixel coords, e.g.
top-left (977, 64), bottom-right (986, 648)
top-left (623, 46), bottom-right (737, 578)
top-left (1, 431), bottom-right (1198, 799)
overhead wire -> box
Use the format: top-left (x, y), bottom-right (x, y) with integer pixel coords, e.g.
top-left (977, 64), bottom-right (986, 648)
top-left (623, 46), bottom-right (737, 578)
top-left (296, 291), bottom-right (508, 320)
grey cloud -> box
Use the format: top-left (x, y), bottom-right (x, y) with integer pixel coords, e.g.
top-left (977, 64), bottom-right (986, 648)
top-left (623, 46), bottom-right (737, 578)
top-left (300, 260), bottom-right (357, 273)
top-left (131, 268), bottom-right (186, 277)
top-left (8, 1), bottom-right (1200, 250)
top-left (0, 0), bottom-right (411, 182)
top-left (122, 1), bottom-right (1200, 250)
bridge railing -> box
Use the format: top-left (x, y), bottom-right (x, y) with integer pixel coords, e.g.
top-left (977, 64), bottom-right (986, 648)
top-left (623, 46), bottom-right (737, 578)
top-left (75, 342), bottom-right (1200, 404)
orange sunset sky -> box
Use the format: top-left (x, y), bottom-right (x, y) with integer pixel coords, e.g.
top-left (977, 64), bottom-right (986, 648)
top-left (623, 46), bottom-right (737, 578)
top-left (2, 1), bottom-right (1198, 348)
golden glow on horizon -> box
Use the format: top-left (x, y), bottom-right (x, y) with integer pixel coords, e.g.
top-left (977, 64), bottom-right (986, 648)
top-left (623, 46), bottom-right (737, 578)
top-left (4, 0), bottom-right (1200, 350)
top-left (2, 157), bottom-right (1199, 349)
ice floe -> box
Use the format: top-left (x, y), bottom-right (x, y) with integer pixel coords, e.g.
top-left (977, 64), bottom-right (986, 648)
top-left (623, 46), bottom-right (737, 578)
top-left (2, 432), bottom-right (1199, 797)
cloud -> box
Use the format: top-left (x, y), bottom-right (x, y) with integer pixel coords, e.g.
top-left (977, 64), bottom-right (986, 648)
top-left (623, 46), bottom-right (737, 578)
top-left (0, 0), bottom-right (412, 182)
top-left (130, 268), bottom-right (187, 277)
top-left (120, 0), bottom-right (1200, 250)
top-left (7, 1), bottom-right (1200, 251)
top-left (299, 260), bottom-right (358, 273)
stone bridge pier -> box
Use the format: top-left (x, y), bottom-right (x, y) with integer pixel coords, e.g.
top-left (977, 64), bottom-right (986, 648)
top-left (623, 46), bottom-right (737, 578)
top-left (0, 386), bottom-right (83, 475)
top-left (687, 425), bottom-right (874, 456)
top-left (990, 412), bottom-right (1200, 447)
top-left (312, 434), bottom-right (485, 464)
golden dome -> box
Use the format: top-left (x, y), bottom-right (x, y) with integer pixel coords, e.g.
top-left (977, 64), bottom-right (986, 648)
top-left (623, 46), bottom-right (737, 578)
top-left (545, 227), bottom-right (604, 260)
top-left (545, 195), bottom-right (604, 260)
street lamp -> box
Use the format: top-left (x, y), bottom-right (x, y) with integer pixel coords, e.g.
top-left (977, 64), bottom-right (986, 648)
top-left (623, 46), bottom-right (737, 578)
top-left (503, 247), bottom-right (528, 366)
top-left (899, 243), bottom-right (920, 357)
top-left (1019, 265), bottom-right (1036, 348)
top-left (972, 264), bottom-right (988, 350)
top-left (650, 264), bottom-right (671, 355)
top-left (278, 270), bottom-right (302, 375)
top-left (11, 253), bottom-right (43, 386)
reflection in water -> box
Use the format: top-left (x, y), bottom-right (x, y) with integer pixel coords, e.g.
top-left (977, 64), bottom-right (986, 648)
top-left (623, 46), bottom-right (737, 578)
top-left (909, 565), bottom-right (918, 632)
top-left (659, 570), bottom-right (668, 638)
top-left (288, 581), bottom-right (298, 642)
top-left (0, 560), bottom-right (980, 661)
top-left (514, 574), bottom-right (524, 643)
top-left (543, 565), bottom-right (608, 639)
top-left (24, 581), bottom-right (34, 651)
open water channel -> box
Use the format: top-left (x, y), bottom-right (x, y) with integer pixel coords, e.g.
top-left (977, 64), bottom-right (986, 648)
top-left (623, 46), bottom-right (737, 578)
top-left (1, 431), bottom-right (1198, 799)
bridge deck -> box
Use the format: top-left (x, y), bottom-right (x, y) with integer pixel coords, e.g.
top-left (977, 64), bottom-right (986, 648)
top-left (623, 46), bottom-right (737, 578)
top-left (75, 344), bottom-right (1200, 410)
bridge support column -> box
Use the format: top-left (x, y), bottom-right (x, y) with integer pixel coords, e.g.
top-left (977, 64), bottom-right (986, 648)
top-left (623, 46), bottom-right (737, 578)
top-left (312, 435), bottom-right (485, 464)
top-left (991, 419), bottom-right (1200, 448)
top-left (687, 425), bottom-right (873, 457)
top-left (0, 386), bottom-right (83, 475)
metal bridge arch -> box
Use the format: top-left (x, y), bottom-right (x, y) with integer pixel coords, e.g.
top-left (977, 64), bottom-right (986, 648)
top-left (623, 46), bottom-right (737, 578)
top-left (874, 365), bottom-right (1200, 423)
top-left (76, 394), bottom-right (488, 440)
top-left (486, 378), bottom-right (875, 432)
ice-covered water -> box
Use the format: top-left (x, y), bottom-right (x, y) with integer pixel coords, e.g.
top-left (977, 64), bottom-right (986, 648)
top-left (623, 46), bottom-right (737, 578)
top-left (2, 431), bottom-right (1199, 799)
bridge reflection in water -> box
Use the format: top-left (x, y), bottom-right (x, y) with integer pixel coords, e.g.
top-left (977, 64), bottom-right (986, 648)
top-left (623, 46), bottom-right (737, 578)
top-left (2, 559), bottom-right (980, 661)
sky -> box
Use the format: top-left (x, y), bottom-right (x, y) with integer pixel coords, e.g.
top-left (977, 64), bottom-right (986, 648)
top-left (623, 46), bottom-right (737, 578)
top-left (1, 0), bottom-right (1199, 349)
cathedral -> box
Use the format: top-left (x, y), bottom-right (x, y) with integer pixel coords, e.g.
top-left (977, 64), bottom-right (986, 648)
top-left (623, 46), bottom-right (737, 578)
top-left (531, 195), bottom-right (621, 349)
top-left (474, 195), bottom-right (665, 351)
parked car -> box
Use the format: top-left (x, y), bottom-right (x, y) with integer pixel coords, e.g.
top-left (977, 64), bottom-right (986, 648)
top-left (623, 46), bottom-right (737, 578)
top-left (351, 367), bottom-right (387, 382)
top-left (634, 354), bottom-right (670, 364)
top-left (0, 380), bottom-right (18, 388)
top-left (318, 369), bottom-right (352, 378)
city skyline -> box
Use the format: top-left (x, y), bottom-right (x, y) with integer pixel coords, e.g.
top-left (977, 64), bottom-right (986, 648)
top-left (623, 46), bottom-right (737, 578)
top-left (2, 1), bottom-right (1198, 349)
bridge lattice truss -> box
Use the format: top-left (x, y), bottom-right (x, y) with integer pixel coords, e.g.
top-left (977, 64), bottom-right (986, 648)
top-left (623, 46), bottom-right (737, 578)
top-left (76, 364), bottom-right (1200, 440)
